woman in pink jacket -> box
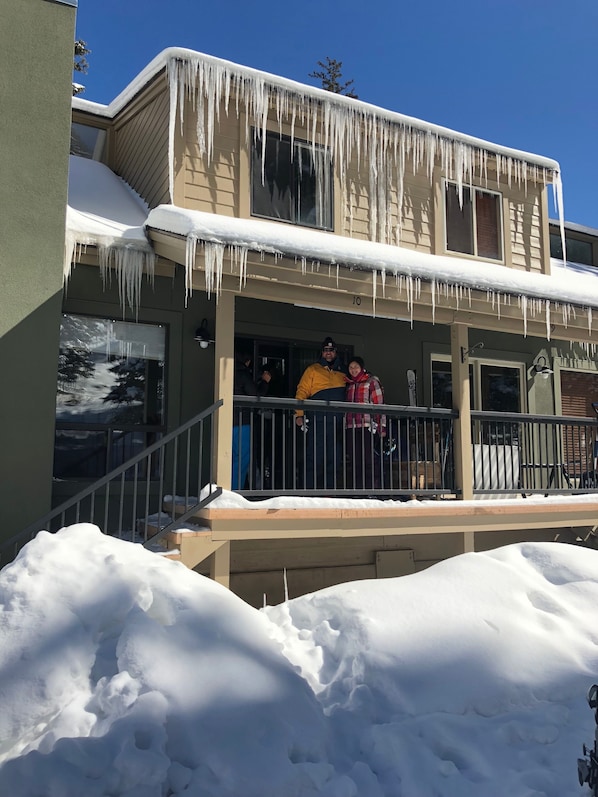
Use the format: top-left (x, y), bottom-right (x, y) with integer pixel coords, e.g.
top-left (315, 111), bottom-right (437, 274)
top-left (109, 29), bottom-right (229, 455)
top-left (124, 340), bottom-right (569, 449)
top-left (345, 357), bottom-right (386, 493)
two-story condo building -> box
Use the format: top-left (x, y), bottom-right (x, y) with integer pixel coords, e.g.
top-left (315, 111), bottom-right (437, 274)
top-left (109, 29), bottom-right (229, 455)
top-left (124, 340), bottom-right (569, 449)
top-left (7, 44), bottom-right (598, 605)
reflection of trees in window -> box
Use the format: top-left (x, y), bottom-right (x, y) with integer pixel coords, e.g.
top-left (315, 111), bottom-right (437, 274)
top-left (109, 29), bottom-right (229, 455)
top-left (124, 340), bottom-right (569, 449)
top-left (58, 348), bottom-right (95, 392)
top-left (102, 358), bottom-right (146, 424)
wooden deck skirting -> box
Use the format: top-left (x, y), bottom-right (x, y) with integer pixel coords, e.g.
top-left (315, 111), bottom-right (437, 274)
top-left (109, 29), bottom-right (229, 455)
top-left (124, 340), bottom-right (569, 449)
top-left (161, 499), bottom-right (598, 591)
top-left (166, 499), bottom-right (598, 543)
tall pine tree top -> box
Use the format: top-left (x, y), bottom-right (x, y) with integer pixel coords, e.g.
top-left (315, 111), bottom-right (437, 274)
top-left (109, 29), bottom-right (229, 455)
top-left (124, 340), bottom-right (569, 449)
top-left (309, 57), bottom-right (358, 99)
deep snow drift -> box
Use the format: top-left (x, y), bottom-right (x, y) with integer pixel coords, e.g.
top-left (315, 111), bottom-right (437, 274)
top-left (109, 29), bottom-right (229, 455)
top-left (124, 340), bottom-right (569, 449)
top-left (0, 524), bottom-right (596, 796)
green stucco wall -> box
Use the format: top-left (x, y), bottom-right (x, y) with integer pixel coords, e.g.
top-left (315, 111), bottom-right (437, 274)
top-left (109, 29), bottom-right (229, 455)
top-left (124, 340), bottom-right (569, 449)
top-left (0, 0), bottom-right (75, 538)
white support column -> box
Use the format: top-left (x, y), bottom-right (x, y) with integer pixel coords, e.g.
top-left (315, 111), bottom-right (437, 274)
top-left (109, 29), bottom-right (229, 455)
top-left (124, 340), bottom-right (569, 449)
top-left (214, 292), bottom-right (235, 490)
top-left (451, 323), bottom-right (474, 502)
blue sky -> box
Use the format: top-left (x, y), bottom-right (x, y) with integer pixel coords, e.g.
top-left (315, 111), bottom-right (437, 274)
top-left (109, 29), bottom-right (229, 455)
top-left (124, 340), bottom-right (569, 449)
top-left (76, 0), bottom-right (598, 228)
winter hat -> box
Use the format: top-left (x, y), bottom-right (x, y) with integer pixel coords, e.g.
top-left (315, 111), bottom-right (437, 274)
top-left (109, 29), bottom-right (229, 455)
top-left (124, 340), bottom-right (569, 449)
top-left (321, 337), bottom-right (336, 350)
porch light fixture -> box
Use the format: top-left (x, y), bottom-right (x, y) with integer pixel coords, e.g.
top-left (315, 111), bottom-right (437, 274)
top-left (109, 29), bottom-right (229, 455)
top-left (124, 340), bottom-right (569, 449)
top-left (460, 341), bottom-right (484, 363)
top-left (532, 355), bottom-right (553, 379)
top-left (194, 319), bottom-right (214, 349)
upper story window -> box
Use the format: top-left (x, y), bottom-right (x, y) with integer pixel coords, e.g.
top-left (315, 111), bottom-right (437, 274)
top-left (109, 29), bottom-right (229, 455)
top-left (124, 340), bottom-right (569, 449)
top-left (550, 233), bottom-right (593, 266)
top-left (445, 182), bottom-right (502, 261)
top-left (251, 130), bottom-right (333, 230)
top-left (70, 122), bottom-right (106, 161)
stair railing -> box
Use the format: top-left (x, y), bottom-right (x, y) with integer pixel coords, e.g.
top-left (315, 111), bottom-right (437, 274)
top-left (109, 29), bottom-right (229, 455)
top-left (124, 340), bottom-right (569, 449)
top-left (0, 400), bottom-right (223, 568)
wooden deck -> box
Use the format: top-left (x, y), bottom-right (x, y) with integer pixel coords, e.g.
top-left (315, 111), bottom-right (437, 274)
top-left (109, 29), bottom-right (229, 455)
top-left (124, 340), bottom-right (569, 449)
top-left (160, 497), bottom-right (598, 605)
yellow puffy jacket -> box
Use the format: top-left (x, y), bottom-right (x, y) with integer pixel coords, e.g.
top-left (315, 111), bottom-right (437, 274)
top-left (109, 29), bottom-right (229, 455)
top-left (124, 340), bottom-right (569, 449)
top-left (294, 363), bottom-right (347, 417)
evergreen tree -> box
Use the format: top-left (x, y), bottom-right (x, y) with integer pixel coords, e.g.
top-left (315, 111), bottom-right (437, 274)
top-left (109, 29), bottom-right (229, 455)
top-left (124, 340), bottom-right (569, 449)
top-left (309, 57), bottom-right (358, 99)
top-left (73, 39), bottom-right (90, 96)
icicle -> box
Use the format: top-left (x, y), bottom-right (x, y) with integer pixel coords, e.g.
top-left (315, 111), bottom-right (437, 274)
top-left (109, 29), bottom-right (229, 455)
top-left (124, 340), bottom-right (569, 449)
top-left (520, 294), bottom-right (528, 337)
top-left (372, 270), bottom-right (377, 317)
top-left (185, 234), bottom-right (197, 304)
top-left (431, 278), bottom-right (436, 324)
top-left (166, 51), bottom-right (564, 258)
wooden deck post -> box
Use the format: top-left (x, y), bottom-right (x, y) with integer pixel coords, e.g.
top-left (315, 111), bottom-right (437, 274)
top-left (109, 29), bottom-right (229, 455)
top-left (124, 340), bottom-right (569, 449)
top-left (451, 323), bottom-right (474, 502)
top-left (210, 541), bottom-right (231, 589)
top-left (214, 291), bottom-right (235, 490)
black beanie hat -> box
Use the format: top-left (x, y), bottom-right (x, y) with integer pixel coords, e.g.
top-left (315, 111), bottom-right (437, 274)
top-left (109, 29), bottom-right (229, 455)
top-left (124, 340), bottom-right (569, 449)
top-left (321, 337), bottom-right (336, 350)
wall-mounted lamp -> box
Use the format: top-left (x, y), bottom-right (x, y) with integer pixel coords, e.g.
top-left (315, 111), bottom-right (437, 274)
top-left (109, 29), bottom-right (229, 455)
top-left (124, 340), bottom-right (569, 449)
top-left (460, 341), bottom-right (484, 363)
top-left (532, 355), bottom-right (553, 379)
top-left (194, 319), bottom-right (214, 349)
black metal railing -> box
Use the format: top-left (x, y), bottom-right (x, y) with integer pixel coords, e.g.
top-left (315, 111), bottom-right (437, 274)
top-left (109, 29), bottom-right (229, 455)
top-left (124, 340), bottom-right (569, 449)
top-left (233, 396), bottom-right (457, 498)
top-left (472, 411), bottom-right (598, 495)
top-left (53, 422), bottom-right (166, 479)
top-left (0, 400), bottom-right (223, 568)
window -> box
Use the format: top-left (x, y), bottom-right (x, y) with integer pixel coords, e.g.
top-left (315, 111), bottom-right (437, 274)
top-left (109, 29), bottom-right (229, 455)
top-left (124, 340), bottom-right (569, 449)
top-left (55, 315), bottom-right (166, 478)
top-left (70, 122), bottom-right (106, 160)
top-left (432, 357), bottom-right (522, 445)
top-left (445, 182), bottom-right (502, 260)
top-left (251, 130), bottom-right (333, 230)
top-left (432, 358), bottom-right (521, 411)
top-left (550, 233), bottom-right (593, 266)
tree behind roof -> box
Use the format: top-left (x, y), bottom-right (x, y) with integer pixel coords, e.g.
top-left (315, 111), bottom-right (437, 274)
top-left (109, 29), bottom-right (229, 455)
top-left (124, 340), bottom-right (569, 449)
top-left (309, 57), bottom-right (358, 99)
top-left (73, 39), bottom-right (90, 96)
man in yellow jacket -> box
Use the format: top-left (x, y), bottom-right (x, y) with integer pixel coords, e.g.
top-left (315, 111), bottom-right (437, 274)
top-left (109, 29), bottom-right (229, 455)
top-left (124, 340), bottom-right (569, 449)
top-left (295, 337), bottom-right (347, 489)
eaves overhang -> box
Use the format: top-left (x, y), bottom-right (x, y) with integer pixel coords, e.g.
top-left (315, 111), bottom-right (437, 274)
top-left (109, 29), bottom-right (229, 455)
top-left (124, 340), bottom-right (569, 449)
top-left (145, 208), bottom-right (598, 345)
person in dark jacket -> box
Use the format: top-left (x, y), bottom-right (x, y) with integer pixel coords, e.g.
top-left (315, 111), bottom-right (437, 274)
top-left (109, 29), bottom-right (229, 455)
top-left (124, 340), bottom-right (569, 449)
top-left (232, 352), bottom-right (270, 490)
top-left (294, 337), bottom-right (347, 489)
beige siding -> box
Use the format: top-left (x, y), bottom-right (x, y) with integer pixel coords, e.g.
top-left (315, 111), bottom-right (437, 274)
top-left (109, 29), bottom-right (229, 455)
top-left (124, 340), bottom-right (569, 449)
top-left (343, 156), bottom-right (434, 250)
top-left (209, 534), bottom-right (465, 607)
top-left (173, 91), bottom-right (548, 272)
top-left (112, 79), bottom-right (171, 209)
top-left (182, 100), bottom-right (240, 216)
top-left (508, 188), bottom-right (544, 271)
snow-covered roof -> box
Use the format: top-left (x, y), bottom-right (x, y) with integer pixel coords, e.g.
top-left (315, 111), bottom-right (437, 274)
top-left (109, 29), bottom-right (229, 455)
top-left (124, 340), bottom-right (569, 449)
top-left (146, 205), bottom-right (598, 337)
top-left (549, 218), bottom-right (598, 238)
top-left (72, 47), bottom-right (559, 174)
top-left (64, 152), bottom-right (592, 337)
top-left (66, 156), bottom-right (155, 310)
top-left (72, 46), bottom-right (564, 247)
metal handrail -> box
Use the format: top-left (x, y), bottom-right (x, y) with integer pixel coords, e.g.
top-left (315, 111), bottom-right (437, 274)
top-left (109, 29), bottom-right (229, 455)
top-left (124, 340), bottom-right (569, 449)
top-left (1, 400), bottom-right (224, 567)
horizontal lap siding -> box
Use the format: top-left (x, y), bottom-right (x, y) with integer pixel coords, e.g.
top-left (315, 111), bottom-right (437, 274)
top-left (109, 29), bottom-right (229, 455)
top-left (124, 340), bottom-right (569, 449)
top-left (183, 104), bottom-right (239, 216)
top-left (113, 85), bottom-right (170, 209)
top-left (509, 188), bottom-right (544, 271)
top-left (344, 159), bottom-right (433, 251)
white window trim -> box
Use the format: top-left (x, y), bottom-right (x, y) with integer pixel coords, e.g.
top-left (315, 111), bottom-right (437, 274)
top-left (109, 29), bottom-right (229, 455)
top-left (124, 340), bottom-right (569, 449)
top-left (443, 179), bottom-right (505, 264)
top-left (431, 353), bottom-right (526, 412)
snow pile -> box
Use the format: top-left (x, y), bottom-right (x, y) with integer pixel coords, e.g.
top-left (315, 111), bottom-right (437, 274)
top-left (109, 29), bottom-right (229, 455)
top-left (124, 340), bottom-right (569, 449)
top-left (0, 525), bottom-right (597, 795)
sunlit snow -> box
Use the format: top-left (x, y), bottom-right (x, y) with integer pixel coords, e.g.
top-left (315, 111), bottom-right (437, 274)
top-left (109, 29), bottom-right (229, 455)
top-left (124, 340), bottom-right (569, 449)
top-left (66, 156), bottom-right (155, 311)
top-left (0, 524), bottom-right (597, 796)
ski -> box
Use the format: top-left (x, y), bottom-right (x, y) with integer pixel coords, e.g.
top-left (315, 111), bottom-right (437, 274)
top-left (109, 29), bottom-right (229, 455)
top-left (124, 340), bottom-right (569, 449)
top-left (407, 369), bottom-right (417, 407)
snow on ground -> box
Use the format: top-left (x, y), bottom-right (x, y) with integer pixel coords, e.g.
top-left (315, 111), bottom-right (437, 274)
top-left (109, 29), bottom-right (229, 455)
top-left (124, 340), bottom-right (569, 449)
top-left (0, 524), bottom-right (596, 796)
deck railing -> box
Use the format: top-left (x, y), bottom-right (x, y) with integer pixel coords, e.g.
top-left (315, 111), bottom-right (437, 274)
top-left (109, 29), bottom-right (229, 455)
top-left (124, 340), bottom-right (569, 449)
top-left (0, 400), bottom-right (223, 568)
top-left (471, 410), bottom-right (598, 495)
top-left (233, 396), bottom-right (457, 498)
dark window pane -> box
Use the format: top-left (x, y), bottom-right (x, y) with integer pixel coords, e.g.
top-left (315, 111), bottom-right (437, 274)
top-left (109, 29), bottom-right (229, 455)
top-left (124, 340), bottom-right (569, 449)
top-left (252, 134), bottom-right (293, 221)
top-left (566, 237), bottom-right (593, 266)
top-left (446, 185), bottom-right (474, 254)
top-left (475, 190), bottom-right (501, 260)
top-left (432, 360), bottom-right (474, 409)
top-left (251, 130), bottom-right (332, 230)
top-left (55, 315), bottom-right (166, 478)
top-left (480, 365), bottom-right (520, 413)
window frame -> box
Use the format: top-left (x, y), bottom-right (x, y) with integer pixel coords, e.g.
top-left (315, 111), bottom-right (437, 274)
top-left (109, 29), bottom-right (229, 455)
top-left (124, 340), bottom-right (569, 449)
top-left (250, 128), bottom-right (334, 231)
top-left (430, 354), bottom-right (525, 413)
top-left (443, 179), bottom-right (504, 263)
top-left (54, 313), bottom-right (168, 479)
